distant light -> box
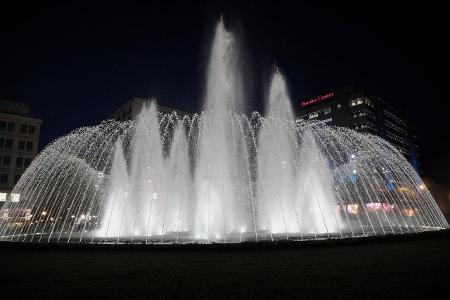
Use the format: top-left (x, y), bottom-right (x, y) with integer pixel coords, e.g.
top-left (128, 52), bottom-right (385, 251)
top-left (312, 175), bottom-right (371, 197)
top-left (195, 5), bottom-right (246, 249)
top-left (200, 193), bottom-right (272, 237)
top-left (351, 154), bottom-right (355, 159)
top-left (419, 184), bottom-right (426, 190)
top-left (80, 214), bottom-right (86, 220)
top-left (148, 179), bottom-right (152, 183)
top-left (41, 211), bottom-right (47, 216)
top-left (152, 193), bottom-right (158, 200)
top-left (71, 215), bottom-right (75, 218)
top-left (352, 170), bottom-right (357, 174)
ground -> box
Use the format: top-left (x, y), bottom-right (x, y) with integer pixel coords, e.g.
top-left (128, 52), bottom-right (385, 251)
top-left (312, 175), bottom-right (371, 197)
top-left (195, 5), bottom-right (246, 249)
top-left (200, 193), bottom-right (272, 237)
top-left (1, 231), bottom-right (450, 299)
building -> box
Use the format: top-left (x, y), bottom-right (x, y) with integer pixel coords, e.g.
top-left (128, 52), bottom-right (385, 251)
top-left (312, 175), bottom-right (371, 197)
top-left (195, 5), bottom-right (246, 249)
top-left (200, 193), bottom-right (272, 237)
top-left (296, 86), bottom-right (420, 172)
top-left (112, 97), bottom-right (189, 122)
top-left (0, 99), bottom-right (42, 206)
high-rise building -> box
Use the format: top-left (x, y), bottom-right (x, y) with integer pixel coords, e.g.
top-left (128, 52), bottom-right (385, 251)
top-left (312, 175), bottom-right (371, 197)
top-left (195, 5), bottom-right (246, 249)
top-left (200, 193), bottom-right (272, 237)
top-left (296, 86), bottom-right (420, 172)
top-left (0, 99), bottom-right (42, 207)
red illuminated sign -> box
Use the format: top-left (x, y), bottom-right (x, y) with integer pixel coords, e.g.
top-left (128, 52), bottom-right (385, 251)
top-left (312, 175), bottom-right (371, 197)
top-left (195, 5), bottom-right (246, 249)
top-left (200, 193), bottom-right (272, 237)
top-left (300, 92), bottom-right (334, 107)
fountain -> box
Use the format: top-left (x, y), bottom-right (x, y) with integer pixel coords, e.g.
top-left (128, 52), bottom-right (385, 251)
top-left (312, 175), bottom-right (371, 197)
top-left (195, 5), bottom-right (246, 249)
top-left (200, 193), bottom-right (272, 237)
top-left (0, 19), bottom-right (447, 244)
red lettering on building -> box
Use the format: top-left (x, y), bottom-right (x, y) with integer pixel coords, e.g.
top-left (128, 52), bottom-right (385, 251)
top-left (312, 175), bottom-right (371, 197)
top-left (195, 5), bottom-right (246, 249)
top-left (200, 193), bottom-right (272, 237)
top-left (300, 92), bottom-right (335, 107)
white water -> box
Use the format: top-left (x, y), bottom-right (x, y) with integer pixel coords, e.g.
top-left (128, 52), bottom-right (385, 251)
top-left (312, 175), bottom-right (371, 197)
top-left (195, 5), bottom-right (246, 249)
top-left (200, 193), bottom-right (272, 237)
top-left (0, 19), bottom-right (447, 243)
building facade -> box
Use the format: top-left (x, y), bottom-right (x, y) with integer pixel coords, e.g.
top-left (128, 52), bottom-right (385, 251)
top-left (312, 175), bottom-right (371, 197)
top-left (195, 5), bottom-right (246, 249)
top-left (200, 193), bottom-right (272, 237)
top-left (112, 97), bottom-right (189, 122)
top-left (0, 99), bottom-right (42, 207)
top-left (296, 86), bottom-right (420, 172)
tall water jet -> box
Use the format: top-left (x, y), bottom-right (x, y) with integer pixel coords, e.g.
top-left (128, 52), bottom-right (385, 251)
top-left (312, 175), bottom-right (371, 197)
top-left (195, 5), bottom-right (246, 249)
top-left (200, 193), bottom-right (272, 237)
top-left (296, 129), bottom-right (343, 235)
top-left (127, 102), bottom-right (167, 238)
top-left (194, 19), bottom-right (243, 240)
top-left (257, 70), bottom-right (300, 235)
top-left (97, 137), bottom-right (129, 238)
top-left (164, 124), bottom-right (191, 239)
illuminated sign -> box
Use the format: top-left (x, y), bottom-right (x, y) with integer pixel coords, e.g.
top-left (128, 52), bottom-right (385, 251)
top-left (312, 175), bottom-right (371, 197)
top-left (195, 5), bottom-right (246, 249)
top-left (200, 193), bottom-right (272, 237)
top-left (346, 204), bottom-right (359, 214)
top-left (300, 92), bottom-right (335, 107)
top-left (365, 202), bottom-right (382, 212)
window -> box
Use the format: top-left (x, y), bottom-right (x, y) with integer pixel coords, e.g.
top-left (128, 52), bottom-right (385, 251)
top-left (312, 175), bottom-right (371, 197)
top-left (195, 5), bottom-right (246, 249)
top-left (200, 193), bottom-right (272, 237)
top-left (364, 98), bottom-right (374, 108)
top-left (0, 138), bottom-right (4, 148)
top-left (0, 121), bottom-right (6, 130)
top-left (18, 141), bottom-right (25, 150)
top-left (28, 125), bottom-right (35, 134)
top-left (5, 139), bottom-right (13, 149)
top-left (20, 124), bottom-right (27, 133)
top-left (26, 141), bottom-right (33, 151)
top-left (14, 174), bottom-right (21, 184)
top-left (16, 157), bottom-right (23, 168)
top-left (24, 158), bottom-right (32, 167)
top-left (349, 98), bottom-right (364, 107)
top-left (2, 156), bottom-right (11, 166)
top-left (0, 192), bottom-right (6, 202)
top-left (7, 122), bottom-right (15, 131)
top-left (308, 112), bottom-right (319, 119)
top-left (0, 173), bottom-right (8, 184)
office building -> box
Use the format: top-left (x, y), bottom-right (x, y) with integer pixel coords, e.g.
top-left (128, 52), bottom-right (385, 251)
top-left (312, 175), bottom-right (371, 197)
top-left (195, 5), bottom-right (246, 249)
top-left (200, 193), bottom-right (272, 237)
top-left (0, 99), bottom-right (42, 206)
top-left (296, 86), bottom-right (420, 172)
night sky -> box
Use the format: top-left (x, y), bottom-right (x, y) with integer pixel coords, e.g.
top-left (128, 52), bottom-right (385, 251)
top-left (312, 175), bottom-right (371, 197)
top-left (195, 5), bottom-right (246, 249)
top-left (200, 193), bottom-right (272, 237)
top-left (1, 1), bottom-right (449, 182)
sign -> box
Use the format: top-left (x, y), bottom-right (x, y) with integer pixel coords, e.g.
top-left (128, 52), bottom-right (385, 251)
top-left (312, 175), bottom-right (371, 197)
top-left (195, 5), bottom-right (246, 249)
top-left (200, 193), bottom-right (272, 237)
top-left (300, 92), bottom-right (334, 107)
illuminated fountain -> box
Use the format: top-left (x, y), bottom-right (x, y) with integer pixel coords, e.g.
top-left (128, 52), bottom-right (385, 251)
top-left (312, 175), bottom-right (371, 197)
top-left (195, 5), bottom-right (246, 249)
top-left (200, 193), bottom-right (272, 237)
top-left (0, 20), bottom-right (447, 244)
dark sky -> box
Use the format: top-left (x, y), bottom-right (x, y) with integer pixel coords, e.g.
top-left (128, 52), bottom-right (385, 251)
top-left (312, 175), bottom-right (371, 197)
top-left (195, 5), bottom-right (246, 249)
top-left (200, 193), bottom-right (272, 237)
top-left (1, 1), bottom-right (449, 179)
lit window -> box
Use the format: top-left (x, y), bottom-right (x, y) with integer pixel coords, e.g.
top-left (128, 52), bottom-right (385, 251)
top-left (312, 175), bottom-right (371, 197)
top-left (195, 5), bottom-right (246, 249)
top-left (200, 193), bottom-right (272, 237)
top-left (308, 112), bottom-right (319, 119)
top-left (0, 192), bottom-right (7, 202)
top-left (350, 98), bottom-right (365, 106)
top-left (11, 193), bottom-right (20, 202)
